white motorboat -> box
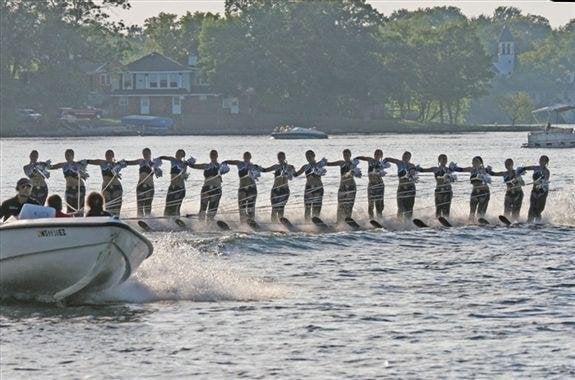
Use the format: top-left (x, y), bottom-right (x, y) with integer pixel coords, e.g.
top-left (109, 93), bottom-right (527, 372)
top-left (0, 217), bottom-right (153, 302)
top-left (271, 125), bottom-right (328, 139)
top-left (524, 104), bottom-right (575, 148)
top-left (522, 126), bottom-right (575, 148)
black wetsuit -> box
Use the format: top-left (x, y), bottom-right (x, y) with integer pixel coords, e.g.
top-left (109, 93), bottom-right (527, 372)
top-left (367, 160), bottom-right (385, 219)
top-left (469, 169), bottom-right (490, 219)
top-left (396, 163), bottom-right (416, 220)
top-left (528, 169), bottom-right (549, 222)
top-left (270, 164), bottom-right (292, 223)
top-left (0, 196), bottom-right (39, 221)
top-left (100, 162), bottom-right (123, 216)
top-left (237, 163), bottom-right (260, 223)
top-left (199, 163), bottom-right (223, 221)
top-left (164, 160), bottom-right (187, 216)
top-left (434, 167), bottom-right (454, 218)
top-left (502, 171), bottom-right (524, 220)
top-left (86, 209), bottom-right (112, 217)
top-left (23, 163), bottom-right (49, 205)
top-left (137, 160), bottom-right (155, 217)
top-left (63, 163), bottom-right (86, 214)
top-left (303, 164), bottom-right (324, 222)
top-left (337, 161), bottom-right (357, 223)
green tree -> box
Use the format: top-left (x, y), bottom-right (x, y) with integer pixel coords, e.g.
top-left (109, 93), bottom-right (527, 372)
top-left (499, 92), bottom-right (534, 125)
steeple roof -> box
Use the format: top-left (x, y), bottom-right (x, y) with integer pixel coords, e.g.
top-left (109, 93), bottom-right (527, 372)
top-left (499, 26), bottom-right (514, 43)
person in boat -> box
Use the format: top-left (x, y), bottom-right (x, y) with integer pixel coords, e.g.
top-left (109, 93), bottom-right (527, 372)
top-left (294, 150), bottom-right (327, 222)
top-left (0, 178), bottom-right (39, 222)
top-left (124, 148), bottom-right (162, 217)
top-left (23, 150), bottom-right (50, 205)
top-left (49, 149), bottom-right (89, 214)
top-left (452, 156), bottom-right (492, 222)
top-left (385, 151), bottom-right (418, 221)
top-left (158, 149), bottom-right (193, 217)
top-left (488, 158), bottom-right (526, 221)
top-left (85, 192), bottom-right (112, 217)
top-left (416, 154), bottom-right (456, 218)
top-left (523, 155), bottom-right (550, 223)
top-left (356, 149), bottom-right (389, 220)
top-left (85, 150), bottom-right (127, 216)
top-left (326, 149), bottom-right (362, 223)
top-left (224, 152), bottom-right (264, 223)
top-left (261, 151), bottom-right (296, 223)
top-left (47, 194), bottom-right (72, 218)
top-left (187, 150), bottom-right (230, 222)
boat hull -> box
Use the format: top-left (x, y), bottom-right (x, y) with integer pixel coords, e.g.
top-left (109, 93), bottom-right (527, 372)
top-left (0, 218), bottom-right (152, 301)
top-left (271, 133), bottom-right (328, 139)
top-left (523, 130), bottom-right (575, 148)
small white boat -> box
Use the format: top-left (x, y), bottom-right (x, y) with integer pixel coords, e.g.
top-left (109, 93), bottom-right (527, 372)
top-left (271, 125), bottom-right (328, 139)
top-left (522, 126), bottom-right (575, 148)
top-left (524, 104), bottom-right (575, 148)
top-left (0, 217), bottom-right (153, 302)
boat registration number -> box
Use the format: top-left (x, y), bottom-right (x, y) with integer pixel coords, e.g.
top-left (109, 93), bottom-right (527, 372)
top-left (37, 229), bottom-right (67, 237)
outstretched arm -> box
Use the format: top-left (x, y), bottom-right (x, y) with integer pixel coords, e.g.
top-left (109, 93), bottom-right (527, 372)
top-left (223, 160), bottom-right (242, 166)
top-left (85, 159), bottom-right (105, 165)
top-left (49, 162), bottom-right (65, 169)
top-left (158, 156), bottom-right (175, 161)
top-left (124, 159), bottom-right (140, 166)
top-left (261, 164), bottom-right (278, 173)
top-left (355, 156), bottom-right (372, 162)
top-left (188, 163), bottom-right (209, 170)
top-left (325, 160), bottom-right (344, 166)
top-left (417, 166), bottom-right (437, 173)
top-left (294, 165), bottom-right (307, 177)
top-left (384, 157), bottom-right (402, 165)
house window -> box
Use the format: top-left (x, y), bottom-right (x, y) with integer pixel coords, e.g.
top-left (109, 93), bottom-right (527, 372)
top-left (149, 73), bottom-right (158, 88)
top-left (159, 74), bottom-right (168, 88)
top-left (123, 73), bottom-right (132, 89)
top-left (135, 73), bottom-right (146, 89)
top-left (100, 74), bottom-right (109, 86)
top-left (169, 73), bottom-right (178, 88)
top-left (119, 96), bottom-right (128, 108)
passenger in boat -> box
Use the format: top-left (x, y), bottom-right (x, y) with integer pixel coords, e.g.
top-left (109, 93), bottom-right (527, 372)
top-left (488, 159), bottom-right (525, 221)
top-left (187, 150), bottom-right (229, 221)
top-left (294, 150), bottom-right (327, 222)
top-left (356, 149), bottom-right (389, 220)
top-left (261, 152), bottom-right (296, 223)
top-left (417, 154), bottom-right (456, 218)
top-left (224, 152), bottom-right (264, 223)
top-left (452, 156), bottom-right (491, 222)
top-left (124, 148), bottom-right (162, 217)
top-left (158, 149), bottom-right (191, 217)
top-left (49, 149), bottom-right (88, 214)
top-left (385, 152), bottom-right (418, 221)
top-left (85, 192), bottom-right (112, 217)
top-left (523, 155), bottom-right (550, 223)
top-left (0, 178), bottom-right (40, 222)
top-left (85, 150), bottom-right (126, 216)
top-left (47, 194), bottom-right (72, 218)
top-left (326, 149), bottom-right (361, 223)
top-left (23, 150), bottom-right (50, 205)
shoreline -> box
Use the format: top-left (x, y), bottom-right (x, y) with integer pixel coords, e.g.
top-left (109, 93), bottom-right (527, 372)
top-left (0, 122), bottom-right (543, 138)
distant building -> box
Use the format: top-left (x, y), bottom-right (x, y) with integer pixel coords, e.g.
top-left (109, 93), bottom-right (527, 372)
top-left (106, 52), bottom-right (240, 118)
top-left (493, 26), bottom-right (515, 77)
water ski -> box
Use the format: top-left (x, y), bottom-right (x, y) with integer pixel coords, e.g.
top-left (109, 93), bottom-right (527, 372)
top-left (498, 215), bottom-right (512, 226)
top-left (216, 220), bottom-right (231, 231)
top-left (477, 217), bottom-right (490, 226)
top-left (412, 218), bottom-right (429, 228)
top-left (174, 218), bottom-right (187, 228)
top-left (279, 217), bottom-right (298, 232)
top-left (370, 220), bottom-right (383, 229)
top-left (311, 216), bottom-right (330, 231)
top-left (344, 217), bottom-right (361, 230)
top-left (247, 219), bottom-right (260, 231)
top-left (137, 220), bottom-right (152, 232)
top-left (437, 216), bottom-right (452, 228)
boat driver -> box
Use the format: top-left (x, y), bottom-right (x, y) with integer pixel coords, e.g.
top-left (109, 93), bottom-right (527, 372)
top-left (0, 178), bottom-right (40, 221)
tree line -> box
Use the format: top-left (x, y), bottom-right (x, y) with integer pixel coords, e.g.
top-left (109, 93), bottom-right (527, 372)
top-left (1, 0), bottom-right (573, 127)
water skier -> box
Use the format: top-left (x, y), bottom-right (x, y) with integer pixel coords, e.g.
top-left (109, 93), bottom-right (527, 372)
top-left (50, 149), bottom-right (89, 214)
top-left (488, 158), bottom-right (526, 221)
top-left (188, 150), bottom-right (230, 221)
top-left (417, 154), bottom-right (456, 218)
top-left (23, 150), bottom-right (50, 205)
top-left (326, 149), bottom-right (361, 223)
top-left (85, 150), bottom-right (127, 216)
top-left (523, 155), bottom-right (550, 223)
top-left (294, 150), bottom-right (327, 222)
top-left (158, 149), bottom-right (193, 217)
top-left (385, 151), bottom-right (418, 221)
top-left (356, 149), bottom-right (389, 220)
top-left (124, 148), bottom-right (162, 217)
top-left (452, 156), bottom-right (491, 222)
top-left (224, 152), bottom-right (264, 223)
top-left (261, 152), bottom-right (296, 223)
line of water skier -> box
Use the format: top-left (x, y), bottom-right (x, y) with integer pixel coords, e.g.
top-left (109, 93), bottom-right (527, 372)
top-left (5, 148), bottom-right (551, 225)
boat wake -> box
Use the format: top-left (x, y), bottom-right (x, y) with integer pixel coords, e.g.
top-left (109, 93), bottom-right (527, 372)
top-left (85, 235), bottom-right (289, 304)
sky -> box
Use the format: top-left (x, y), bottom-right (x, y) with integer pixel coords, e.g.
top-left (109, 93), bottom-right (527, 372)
top-left (107, 0), bottom-right (575, 28)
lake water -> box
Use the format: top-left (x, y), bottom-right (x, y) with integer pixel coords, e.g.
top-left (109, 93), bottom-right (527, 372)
top-left (1, 133), bottom-right (574, 378)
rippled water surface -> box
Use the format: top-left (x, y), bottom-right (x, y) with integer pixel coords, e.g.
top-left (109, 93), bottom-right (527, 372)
top-left (1, 133), bottom-right (574, 378)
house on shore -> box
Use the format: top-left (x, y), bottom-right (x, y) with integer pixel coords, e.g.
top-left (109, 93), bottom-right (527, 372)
top-left (105, 52), bottom-right (240, 120)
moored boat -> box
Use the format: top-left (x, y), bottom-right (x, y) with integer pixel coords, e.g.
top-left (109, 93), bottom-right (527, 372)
top-left (271, 125), bottom-right (328, 139)
top-left (522, 126), bottom-right (575, 148)
top-left (0, 217), bottom-right (153, 302)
